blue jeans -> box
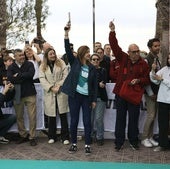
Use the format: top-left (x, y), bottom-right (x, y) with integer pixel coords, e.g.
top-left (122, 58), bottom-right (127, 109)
top-left (0, 114), bottom-right (16, 136)
top-left (91, 98), bottom-right (106, 140)
top-left (69, 92), bottom-right (92, 145)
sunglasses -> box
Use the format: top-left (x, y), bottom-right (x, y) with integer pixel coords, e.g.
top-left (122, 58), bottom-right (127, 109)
top-left (92, 58), bottom-right (99, 61)
top-left (130, 50), bottom-right (140, 54)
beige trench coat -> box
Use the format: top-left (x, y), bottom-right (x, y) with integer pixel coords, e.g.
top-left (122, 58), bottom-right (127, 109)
top-left (39, 59), bottom-right (69, 117)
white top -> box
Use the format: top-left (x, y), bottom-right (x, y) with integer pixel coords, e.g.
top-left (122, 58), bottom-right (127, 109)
top-left (150, 66), bottom-right (170, 104)
top-left (38, 53), bottom-right (44, 61)
top-left (29, 60), bottom-right (39, 80)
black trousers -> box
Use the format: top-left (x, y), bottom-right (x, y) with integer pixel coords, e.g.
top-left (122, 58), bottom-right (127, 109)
top-left (115, 95), bottom-right (140, 146)
top-left (48, 114), bottom-right (69, 141)
top-left (48, 98), bottom-right (69, 141)
top-left (158, 102), bottom-right (170, 148)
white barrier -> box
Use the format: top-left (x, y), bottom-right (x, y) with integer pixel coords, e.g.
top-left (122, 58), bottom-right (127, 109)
top-left (1, 83), bottom-right (158, 134)
top-left (1, 84), bottom-right (44, 131)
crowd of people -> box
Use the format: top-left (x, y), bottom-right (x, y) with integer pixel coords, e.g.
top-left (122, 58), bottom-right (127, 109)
top-left (0, 21), bottom-right (169, 155)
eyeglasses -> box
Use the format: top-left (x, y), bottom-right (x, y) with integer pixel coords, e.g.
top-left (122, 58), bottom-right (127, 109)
top-left (92, 58), bottom-right (99, 61)
top-left (130, 50), bottom-right (140, 54)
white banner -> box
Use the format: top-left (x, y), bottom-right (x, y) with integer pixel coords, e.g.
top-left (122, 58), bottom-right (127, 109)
top-left (2, 83), bottom-right (158, 134)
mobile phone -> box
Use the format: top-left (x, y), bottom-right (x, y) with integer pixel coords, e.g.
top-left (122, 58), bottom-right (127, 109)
top-left (68, 12), bottom-right (71, 24)
top-left (64, 12), bottom-right (71, 30)
top-left (25, 40), bottom-right (29, 45)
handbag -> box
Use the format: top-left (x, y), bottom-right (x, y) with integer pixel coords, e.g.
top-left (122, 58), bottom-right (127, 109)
top-left (119, 79), bottom-right (144, 105)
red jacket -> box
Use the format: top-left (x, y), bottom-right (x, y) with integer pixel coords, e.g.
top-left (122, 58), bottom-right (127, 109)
top-left (109, 31), bottom-right (150, 95)
top-left (109, 58), bottom-right (120, 83)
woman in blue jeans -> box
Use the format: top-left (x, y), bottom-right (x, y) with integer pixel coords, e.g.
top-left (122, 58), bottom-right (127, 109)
top-left (62, 23), bottom-right (97, 155)
top-left (90, 53), bottom-right (108, 146)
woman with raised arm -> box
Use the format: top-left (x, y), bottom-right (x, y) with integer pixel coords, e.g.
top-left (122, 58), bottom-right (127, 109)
top-left (61, 24), bottom-right (97, 155)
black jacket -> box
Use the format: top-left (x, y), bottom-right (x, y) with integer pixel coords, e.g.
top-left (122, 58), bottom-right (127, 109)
top-left (96, 67), bottom-right (108, 102)
top-left (7, 60), bottom-right (36, 98)
top-left (62, 39), bottom-right (97, 103)
top-left (146, 52), bottom-right (161, 95)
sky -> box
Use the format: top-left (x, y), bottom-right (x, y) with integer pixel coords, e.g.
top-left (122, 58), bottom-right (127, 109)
top-left (31, 0), bottom-right (157, 55)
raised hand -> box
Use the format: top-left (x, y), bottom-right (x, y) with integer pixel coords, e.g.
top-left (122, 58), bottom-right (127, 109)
top-left (109, 21), bottom-right (115, 32)
top-left (64, 22), bottom-right (71, 31)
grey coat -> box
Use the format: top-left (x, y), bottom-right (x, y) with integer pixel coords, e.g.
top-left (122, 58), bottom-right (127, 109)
top-left (39, 59), bottom-right (69, 117)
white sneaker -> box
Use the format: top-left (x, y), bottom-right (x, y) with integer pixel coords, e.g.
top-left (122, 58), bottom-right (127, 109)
top-left (0, 136), bottom-right (9, 144)
top-left (149, 138), bottom-right (158, 146)
top-left (141, 138), bottom-right (153, 147)
top-left (63, 140), bottom-right (70, 145)
top-left (48, 139), bottom-right (55, 144)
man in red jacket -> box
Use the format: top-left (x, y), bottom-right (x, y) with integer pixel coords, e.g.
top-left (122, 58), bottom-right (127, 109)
top-left (109, 21), bottom-right (150, 151)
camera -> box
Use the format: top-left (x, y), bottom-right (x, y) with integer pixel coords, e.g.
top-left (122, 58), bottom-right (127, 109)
top-left (33, 38), bottom-right (46, 45)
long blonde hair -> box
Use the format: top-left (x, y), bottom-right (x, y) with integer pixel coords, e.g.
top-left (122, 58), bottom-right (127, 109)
top-left (41, 48), bottom-right (62, 72)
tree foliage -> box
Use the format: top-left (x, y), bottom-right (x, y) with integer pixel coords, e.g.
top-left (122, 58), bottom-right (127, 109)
top-left (0, 0), bottom-right (49, 48)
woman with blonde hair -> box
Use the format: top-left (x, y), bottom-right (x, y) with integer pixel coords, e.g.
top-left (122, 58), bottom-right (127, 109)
top-left (39, 48), bottom-right (70, 145)
top-left (24, 45), bottom-right (41, 83)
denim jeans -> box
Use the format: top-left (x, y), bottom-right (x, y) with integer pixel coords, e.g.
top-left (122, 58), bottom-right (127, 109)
top-left (91, 98), bottom-right (106, 140)
top-left (0, 114), bottom-right (16, 136)
top-left (69, 92), bottom-right (92, 145)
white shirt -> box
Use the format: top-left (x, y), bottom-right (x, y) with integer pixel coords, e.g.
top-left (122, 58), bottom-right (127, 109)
top-left (29, 60), bottom-right (39, 80)
top-left (150, 66), bottom-right (170, 104)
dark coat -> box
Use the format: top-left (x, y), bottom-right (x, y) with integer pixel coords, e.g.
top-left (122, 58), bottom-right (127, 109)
top-left (146, 52), bottom-right (161, 95)
top-left (7, 60), bottom-right (36, 98)
top-left (0, 93), bottom-right (5, 119)
top-left (96, 67), bottom-right (108, 102)
top-left (99, 55), bottom-right (110, 82)
top-left (0, 93), bottom-right (5, 108)
top-left (61, 39), bottom-right (97, 103)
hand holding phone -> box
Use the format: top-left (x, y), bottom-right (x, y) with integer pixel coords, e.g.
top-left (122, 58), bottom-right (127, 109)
top-left (25, 39), bottom-right (29, 45)
top-left (64, 12), bottom-right (71, 31)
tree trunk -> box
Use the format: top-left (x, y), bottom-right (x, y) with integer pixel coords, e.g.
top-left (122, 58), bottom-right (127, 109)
top-left (35, 0), bottom-right (43, 40)
top-left (0, 0), bottom-right (7, 49)
top-left (155, 0), bottom-right (169, 67)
